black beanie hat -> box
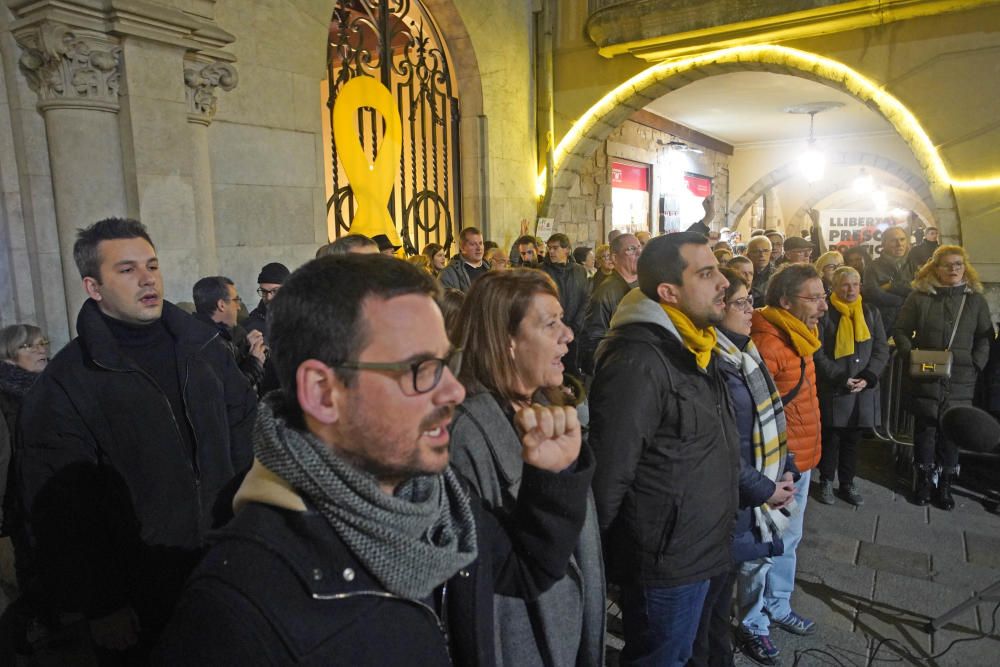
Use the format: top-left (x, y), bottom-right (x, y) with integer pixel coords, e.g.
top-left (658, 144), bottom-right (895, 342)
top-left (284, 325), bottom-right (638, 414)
top-left (257, 262), bottom-right (290, 285)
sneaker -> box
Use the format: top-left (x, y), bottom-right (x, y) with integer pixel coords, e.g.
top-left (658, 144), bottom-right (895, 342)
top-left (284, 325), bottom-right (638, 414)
top-left (818, 480), bottom-right (835, 505)
top-left (770, 610), bottom-right (817, 636)
top-left (838, 482), bottom-right (864, 506)
top-left (735, 625), bottom-right (780, 665)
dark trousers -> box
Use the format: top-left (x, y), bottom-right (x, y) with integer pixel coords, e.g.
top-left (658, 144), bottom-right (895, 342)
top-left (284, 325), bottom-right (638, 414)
top-left (913, 415), bottom-right (959, 468)
top-left (687, 570), bottom-right (736, 667)
top-left (818, 427), bottom-right (862, 484)
top-left (621, 579), bottom-right (711, 667)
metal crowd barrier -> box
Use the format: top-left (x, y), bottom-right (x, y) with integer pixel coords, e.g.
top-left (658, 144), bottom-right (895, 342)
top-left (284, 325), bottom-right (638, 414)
top-left (871, 345), bottom-right (916, 470)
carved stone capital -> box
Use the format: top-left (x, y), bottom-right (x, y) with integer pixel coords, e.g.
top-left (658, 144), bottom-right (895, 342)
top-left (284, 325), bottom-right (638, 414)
top-left (15, 23), bottom-right (122, 113)
top-left (184, 60), bottom-right (238, 125)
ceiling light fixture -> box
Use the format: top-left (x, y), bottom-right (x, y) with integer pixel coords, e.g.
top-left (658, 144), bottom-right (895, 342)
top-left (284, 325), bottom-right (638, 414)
top-left (785, 102), bottom-right (842, 184)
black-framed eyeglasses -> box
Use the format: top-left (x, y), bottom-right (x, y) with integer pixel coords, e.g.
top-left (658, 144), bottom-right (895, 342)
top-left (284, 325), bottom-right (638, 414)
top-left (791, 294), bottom-right (827, 303)
top-left (257, 287), bottom-right (279, 298)
top-left (226, 295), bottom-right (242, 304)
top-left (333, 348), bottom-right (463, 394)
top-left (727, 295), bottom-right (754, 311)
top-left (19, 338), bottom-right (50, 350)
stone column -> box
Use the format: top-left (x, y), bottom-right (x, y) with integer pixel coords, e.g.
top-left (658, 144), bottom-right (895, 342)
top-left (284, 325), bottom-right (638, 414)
top-left (184, 57), bottom-right (238, 277)
top-left (15, 22), bottom-right (128, 331)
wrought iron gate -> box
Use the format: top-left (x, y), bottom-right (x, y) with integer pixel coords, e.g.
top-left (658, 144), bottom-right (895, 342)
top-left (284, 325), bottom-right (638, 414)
top-left (327, 0), bottom-right (462, 254)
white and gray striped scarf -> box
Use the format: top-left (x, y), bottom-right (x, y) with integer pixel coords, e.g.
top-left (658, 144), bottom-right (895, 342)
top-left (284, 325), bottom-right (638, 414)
top-left (715, 331), bottom-right (796, 542)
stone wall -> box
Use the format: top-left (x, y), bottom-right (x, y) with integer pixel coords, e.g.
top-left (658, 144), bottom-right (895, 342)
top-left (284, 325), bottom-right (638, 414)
top-left (547, 119), bottom-right (730, 248)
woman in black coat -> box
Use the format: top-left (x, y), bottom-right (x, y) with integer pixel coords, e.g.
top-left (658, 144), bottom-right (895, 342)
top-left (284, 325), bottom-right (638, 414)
top-left (814, 267), bottom-right (889, 506)
top-left (893, 245), bottom-right (995, 509)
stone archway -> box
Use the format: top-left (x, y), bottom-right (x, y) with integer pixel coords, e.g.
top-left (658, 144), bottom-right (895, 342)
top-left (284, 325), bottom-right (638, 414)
top-left (728, 151), bottom-right (936, 227)
top-left (541, 44), bottom-right (960, 236)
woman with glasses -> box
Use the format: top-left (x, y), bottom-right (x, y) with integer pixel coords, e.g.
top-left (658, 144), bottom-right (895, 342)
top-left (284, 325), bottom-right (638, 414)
top-left (590, 243), bottom-right (614, 292)
top-left (814, 267), bottom-right (889, 506)
top-left (448, 270), bottom-right (604, 667)
top-left (893, 246), bottom-right (994, 509)
top-left (690, 269), bottom-right (797, 667)
top-left (814, 250), bottom-right (844, 295)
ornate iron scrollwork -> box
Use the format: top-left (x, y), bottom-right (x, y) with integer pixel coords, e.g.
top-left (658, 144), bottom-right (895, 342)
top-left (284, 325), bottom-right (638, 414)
top-left (327, 0), bottom-right (461, 254)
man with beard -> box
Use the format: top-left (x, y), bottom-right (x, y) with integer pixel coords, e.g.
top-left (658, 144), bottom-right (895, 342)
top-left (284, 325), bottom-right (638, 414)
top-left (245, 262), bottom-right (289, 342)
top-left (589, 233), bottom-right (740, 665)
top-left (17, 218), bottom-right (257, 662)
top-left (153, 254), bottom-right (594, 665)
top-left (579, 232), bottom-right (642, 374)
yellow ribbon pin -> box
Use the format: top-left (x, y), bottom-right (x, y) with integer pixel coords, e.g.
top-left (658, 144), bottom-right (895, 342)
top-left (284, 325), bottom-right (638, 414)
top-left (333, 76), bottom-right (403, 249)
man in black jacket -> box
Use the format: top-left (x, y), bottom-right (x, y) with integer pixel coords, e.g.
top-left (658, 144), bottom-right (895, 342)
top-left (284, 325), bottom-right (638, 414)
top-left (589, 232), bottom-right (740, 666)
top-left (580, 232), bottom-right (641, 374)
top-left (541, 233), bottom-right (589, 376)
top-left (16, 218), bottom-right (257, 662)
top-left (153, 254), bottom-right (593, 666)
top-left (863, 225), bottom-right (916, 331)
top-left (192, 275), bottom-right (267, 390)
top-left (244, 261), bottom-right (290, 342)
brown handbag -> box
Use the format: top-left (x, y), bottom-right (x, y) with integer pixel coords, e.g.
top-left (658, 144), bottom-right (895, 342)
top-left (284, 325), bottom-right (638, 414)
top-left (908, 294), bottom-right (966, 380)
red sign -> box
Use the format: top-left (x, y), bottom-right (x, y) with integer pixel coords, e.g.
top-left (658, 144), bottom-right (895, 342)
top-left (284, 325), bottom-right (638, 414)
top-left (685, 174), bottom-right (712, 197)
top-left (611, 162), bottom-right (649, 191)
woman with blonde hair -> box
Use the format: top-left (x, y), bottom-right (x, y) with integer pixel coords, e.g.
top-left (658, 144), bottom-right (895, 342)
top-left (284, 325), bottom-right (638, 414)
top-left (407, 253), bottom-right (433, 275)
top-left (448, 269), bottom-right (604, 667)
top-left (591, 243), bottom-right (614, 292)
top-left (893, 245), bottom-right (994, 509)
top-left (814, 266), bottom-right (889, 506)
top-left (814, 250), bottom-right (844, 295)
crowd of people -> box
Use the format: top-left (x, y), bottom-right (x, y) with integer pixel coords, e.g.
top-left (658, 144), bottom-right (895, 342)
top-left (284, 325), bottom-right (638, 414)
top-left (0, 215), bottom-right (996, 666)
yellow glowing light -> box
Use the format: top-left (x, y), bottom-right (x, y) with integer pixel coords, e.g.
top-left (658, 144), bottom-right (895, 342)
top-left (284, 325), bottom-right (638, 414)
top-left (536, 44), bottom-right (1000, 199)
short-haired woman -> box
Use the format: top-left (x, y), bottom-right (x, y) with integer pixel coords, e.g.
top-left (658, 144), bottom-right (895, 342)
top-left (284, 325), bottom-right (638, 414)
top-left (893, 245), bottom-right (994, 509)
top-left (448, 269), bottom-right (605, 666)
top-left (814, 266), bottom-right (889, 506)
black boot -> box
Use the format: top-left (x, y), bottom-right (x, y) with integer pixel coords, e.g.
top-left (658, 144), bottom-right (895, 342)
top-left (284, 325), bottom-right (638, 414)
top-left (937, 469), bottom-right (956, 511)
top-left (914, 465), bottom-right (934, 506)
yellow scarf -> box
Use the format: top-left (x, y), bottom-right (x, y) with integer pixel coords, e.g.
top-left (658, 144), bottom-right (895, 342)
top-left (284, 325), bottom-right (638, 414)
top-left (661, 304), bottom-right (717, 369)
top-left (829, 293), bottom-right (871, 359)
top-left (757, 306), bottom-right (821, 357)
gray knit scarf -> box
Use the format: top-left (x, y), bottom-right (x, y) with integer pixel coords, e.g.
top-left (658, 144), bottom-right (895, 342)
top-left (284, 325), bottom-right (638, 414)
top-left (254, 399), bottom-right (478, 600)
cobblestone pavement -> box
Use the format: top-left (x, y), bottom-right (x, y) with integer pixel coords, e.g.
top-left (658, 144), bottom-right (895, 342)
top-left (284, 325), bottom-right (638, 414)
top-left (608, 439), bottom-right (1000, 666)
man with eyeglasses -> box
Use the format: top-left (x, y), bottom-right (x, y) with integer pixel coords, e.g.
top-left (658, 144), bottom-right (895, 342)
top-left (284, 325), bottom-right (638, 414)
top-left (782, 237), bottom-right (814, 264)
top-left (738, 264), bottom-right (828, 656)
top-left (153, 254), bottom-right (594, 665)
top-left (746, 236), bottom-right (774, 306)
top-left (193, 276), bottom-right (267, 390)
top-left (17, 218), bottom-right (257, 661)
top-left (580, 233), bottom-right (642, 374)
top-left (245, 262), bottom-right (290, 343)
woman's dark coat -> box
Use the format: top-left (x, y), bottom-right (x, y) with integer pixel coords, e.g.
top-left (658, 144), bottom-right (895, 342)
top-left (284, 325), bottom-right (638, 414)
top-left (815, 300), bottom-right (890, 428)
top-left (893, 279), bottom-right (994, 421)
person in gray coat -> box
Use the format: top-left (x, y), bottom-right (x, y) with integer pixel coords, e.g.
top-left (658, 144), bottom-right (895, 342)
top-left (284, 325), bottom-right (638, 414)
top-left (814, 267), bottom-right (889, 506)
top-left (449, 269), bottom-right (605, 667)
top-left (893, 245), bottom-right (995, 510)
top-left (439, 227), bottom-right (491, 292)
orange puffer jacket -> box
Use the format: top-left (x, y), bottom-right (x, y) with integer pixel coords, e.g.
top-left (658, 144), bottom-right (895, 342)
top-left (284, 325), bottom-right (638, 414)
top-left (750, 311), bottom-right (822, 471)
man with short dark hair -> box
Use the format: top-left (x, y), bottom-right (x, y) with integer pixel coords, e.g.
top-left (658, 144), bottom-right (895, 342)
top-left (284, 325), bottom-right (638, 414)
top-left (513, 234), bottom-right (539, 267)
top-left (153, 255), bottom-right (594, 665)
top-left (439, 226), bottom-right (491, 291)
top-left (192, 276), bottom-right (266, 390)
top-left (863, 226), bottom-right (915, 331)
top-left (541, 233), bottom-right (590, 376)
top-left (579, 233), bottom-right (641, 374)
top-left (738, 263), bottom-right (827, 659)
top-left (17, 218), bottom-right (257, 661)
top-left (590, 232), bottom-right (739, 665)
top-left (908, 225), bottom-right (939, 268)
top-left (245, 262), bottom-right (290, 341)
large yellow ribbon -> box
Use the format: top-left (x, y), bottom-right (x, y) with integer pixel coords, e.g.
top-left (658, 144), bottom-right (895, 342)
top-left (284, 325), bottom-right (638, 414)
top-left (333, 76), bottom-right (403, 248)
